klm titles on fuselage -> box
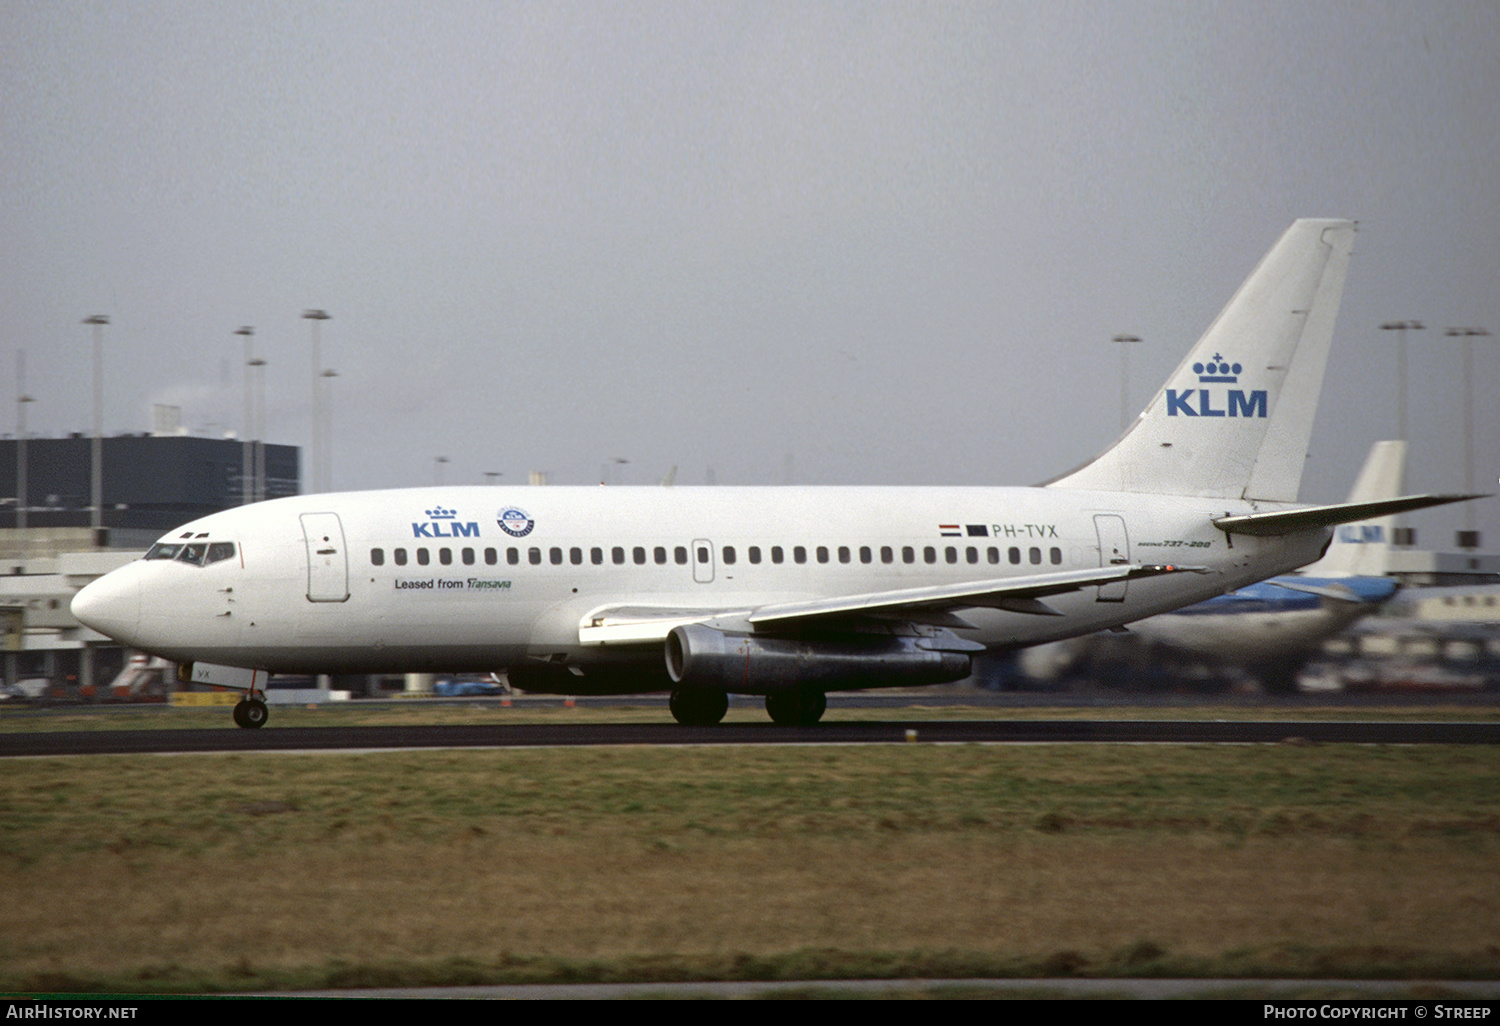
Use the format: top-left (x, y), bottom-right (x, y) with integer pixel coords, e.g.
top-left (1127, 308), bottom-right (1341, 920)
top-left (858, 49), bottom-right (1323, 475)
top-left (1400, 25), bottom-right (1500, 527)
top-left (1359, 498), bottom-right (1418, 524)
top-left (413, 505), bottom-right (480, 539)
top-left (1166, 355), bottom-right (1268, 418)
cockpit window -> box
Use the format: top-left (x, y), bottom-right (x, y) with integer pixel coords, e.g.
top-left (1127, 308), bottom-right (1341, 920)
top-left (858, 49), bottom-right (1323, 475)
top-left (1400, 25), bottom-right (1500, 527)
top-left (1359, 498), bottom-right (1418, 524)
top-left (146, 541), bottom-right (235, 565)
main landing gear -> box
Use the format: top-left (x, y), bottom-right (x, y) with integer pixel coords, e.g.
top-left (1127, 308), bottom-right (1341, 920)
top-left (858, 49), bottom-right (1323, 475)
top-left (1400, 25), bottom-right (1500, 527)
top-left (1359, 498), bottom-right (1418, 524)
top-left (666, 688), bottom-right (829, 726)
top-left (668, 689), bottom-right (728, 726)
top-left (764, 687), bottom-right (826, 727)
top-left (232, 695), bottom-right (269, 729)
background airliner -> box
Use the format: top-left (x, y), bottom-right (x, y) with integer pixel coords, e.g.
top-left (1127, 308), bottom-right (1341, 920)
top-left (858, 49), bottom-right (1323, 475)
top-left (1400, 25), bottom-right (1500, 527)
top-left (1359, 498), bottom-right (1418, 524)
top-left (72, 220), bottom-right (1476, 727)
top-left (1018, 439), bottom-right (1409, 691)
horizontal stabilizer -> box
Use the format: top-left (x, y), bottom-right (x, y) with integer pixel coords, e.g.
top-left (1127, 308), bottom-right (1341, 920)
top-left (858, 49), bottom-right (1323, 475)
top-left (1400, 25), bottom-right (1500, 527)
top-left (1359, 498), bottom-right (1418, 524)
top-left (1213, 493), bottom-right (1485, 537)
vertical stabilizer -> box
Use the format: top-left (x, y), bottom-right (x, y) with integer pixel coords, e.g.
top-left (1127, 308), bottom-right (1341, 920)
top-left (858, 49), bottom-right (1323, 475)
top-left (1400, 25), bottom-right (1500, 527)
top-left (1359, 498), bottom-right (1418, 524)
top-left (1303, 440), bottom-right (1405, 577)
top-left (1047, 219), bottom-right (1356, 501)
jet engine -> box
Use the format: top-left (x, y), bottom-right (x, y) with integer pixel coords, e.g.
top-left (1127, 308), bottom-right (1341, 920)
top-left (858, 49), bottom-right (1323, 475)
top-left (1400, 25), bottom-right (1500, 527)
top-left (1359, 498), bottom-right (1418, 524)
top-left (664, 622), bottom-right (975, 695)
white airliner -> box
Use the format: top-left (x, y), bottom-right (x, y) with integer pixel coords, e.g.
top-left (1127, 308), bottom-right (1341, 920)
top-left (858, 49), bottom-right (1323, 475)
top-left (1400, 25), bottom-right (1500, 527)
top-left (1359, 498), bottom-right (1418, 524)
top-left (72, 219), bottom-right (1476, 728)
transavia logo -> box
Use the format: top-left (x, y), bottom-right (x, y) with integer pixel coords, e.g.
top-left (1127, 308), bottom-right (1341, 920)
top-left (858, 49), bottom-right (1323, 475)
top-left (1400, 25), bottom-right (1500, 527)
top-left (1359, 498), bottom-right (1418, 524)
top-left (413, 506), bottom-right (480, 538)
top-left (497, 507), bottom-right (535, 538)
top-left (1166, 352), bottom-right (1267, 418)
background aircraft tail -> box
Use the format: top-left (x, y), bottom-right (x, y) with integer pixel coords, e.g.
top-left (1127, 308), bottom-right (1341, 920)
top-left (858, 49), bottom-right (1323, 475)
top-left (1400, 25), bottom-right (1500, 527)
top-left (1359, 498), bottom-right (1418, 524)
top-left (1303, 440), bottom-right (1404, 577)
top-left (1047, 218), bottom-right (1356, 501)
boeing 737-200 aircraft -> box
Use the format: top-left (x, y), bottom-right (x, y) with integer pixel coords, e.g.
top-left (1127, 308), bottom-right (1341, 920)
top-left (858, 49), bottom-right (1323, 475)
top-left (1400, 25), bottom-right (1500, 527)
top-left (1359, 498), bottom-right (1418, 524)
top-left (72, 219), bottom-right (1476, 727)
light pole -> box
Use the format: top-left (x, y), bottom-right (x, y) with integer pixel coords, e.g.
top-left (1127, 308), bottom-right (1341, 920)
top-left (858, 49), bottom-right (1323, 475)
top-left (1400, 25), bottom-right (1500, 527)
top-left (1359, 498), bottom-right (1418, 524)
top-left (1445, 327), bottom-right (1490, 548)
top-left (321, 368), bottom-right (338, 491)
top-left (1380, 320), bottom-right (1424, 441)
top-left (249, 357), bottom-right (268, 501)
top-left (82, 315), bottom-right (109, 540)
top-left (1111, 334), bottom-right (1142, 430)
top-left (16, 351), bottom-right (34, 534)
top-left (236, 327), bottom-right (255, 505)
top-left (302, 309), bottom-right (331, 492)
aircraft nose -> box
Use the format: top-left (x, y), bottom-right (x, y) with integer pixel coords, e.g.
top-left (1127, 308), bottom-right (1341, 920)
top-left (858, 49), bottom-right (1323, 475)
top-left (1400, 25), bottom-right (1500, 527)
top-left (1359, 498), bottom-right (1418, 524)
top-left (71, 569), bottom-right (142, 644)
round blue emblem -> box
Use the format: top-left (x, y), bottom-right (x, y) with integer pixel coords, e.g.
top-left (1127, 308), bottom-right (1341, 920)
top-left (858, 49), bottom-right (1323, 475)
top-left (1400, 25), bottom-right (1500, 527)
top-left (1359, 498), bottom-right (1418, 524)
top-left (497, 507), bottom-right (534, 537)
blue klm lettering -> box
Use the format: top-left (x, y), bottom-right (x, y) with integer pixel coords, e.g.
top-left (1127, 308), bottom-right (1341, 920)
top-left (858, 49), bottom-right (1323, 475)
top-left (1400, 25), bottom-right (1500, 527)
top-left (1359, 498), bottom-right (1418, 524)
top-left (1166, 389), bottom-right (1268, 417)
top-left (413, 521), bottom-right (481, 538)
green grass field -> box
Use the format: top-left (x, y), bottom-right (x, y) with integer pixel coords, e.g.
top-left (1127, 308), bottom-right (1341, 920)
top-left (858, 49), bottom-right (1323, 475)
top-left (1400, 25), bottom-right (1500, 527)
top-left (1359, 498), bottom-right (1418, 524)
top-left (3, 702), bottom-right (1499, 994)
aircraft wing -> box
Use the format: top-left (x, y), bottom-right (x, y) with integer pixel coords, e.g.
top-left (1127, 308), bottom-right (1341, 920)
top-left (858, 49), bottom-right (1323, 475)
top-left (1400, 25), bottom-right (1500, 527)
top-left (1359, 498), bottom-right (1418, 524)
top-left (579, 563), bottom-right (1205, 644)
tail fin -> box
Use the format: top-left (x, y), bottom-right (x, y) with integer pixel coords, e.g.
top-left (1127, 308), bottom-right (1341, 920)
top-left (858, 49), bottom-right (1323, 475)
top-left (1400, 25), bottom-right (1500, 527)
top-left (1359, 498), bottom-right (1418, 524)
top-left (1304, 440), bottom-right (1404, 576)
top-left (1047, 219), bottom-right (1356, 501)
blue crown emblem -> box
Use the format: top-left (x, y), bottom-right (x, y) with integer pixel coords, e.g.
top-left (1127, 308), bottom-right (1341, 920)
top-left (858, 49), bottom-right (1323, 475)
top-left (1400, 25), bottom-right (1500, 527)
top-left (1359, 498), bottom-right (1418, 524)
top-left (425, 506), bottom-right (458, 520)
top-left (1193, 354), bottom-right (1242, 383)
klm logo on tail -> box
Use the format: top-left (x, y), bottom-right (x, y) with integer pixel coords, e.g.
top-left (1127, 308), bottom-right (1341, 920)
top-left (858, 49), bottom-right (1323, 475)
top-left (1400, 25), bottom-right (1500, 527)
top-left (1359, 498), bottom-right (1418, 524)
top-left (1166, 354), bottom-right (1268, 418)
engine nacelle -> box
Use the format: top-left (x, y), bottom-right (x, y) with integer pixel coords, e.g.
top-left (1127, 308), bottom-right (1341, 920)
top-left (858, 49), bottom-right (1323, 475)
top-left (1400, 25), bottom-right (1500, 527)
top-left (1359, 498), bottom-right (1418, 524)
top-left (664, 622), bottom-right (974, 695)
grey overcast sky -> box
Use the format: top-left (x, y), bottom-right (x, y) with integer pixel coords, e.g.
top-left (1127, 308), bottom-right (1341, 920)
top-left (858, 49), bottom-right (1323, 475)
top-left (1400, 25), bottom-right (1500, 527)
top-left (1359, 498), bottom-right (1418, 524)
top-left (3, 1), bottom-right (1497, 544)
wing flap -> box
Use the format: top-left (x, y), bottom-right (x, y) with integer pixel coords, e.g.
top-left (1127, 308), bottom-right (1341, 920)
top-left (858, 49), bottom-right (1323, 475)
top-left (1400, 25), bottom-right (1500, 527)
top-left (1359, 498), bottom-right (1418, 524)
top-left (577, 564), bottom-right (1206, 645)
top-left (747, 564), bottom-right (1206, 628)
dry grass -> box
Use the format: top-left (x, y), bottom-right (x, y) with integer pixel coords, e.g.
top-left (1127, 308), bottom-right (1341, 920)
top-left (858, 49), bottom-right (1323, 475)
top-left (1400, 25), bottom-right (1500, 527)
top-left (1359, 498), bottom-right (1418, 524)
top-left (2, 743), bottom-right (1498, 991)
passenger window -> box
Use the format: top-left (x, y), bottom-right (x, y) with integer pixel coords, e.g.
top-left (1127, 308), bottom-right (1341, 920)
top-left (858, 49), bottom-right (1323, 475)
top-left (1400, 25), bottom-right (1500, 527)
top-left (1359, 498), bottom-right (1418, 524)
top-left (633, 546), bottom-right (646, 565)
top-left (417, 548), bottom-right (430, 566)
top-left (395, 548), bottom-right (408, 566)
top-left (590, 547), bottom-right (603, 565)
top-left (1009, 547), bottom-right (1021, 565)
top-left (612, 546), bottom-right (625, 565)
top-left (502, 548), bottom-right (515, 565)
top-left (793, 546), bottom-right (807, 564)
top-left (569, 547), bottom-right (582, 565)
top-left (987, 547), bottom-right (1000, 564)
top-left (1050, 547), bottom-right (1062, 565)
top-left (675, 546), bottom-right (688, 565)
top-left (528, 547), bottom-right (542, 565)
top-left (924, 546), bottom-right (936, 564)
top-left (748, 546), bottom-right (761, 564)
top-left (859, 546), bottom-right (872, 564)
top-left (462, 548), bottom-right (475, 565)
top-left (816, 546), bottom-right (829, 564)
top-left (771, 546), bottom-right (784, 564)
top-left (880, 546), bottom-right (893, 564)
top-left (551, 548), bottom-right (564, 565)
top-left (902, 546), bottom-right (915, 564)
top-left (837, 546), bottom-right (850, 564)
top-left (722, 546), bottom-right (736, 565)
top-left (439, 548), bottom-right (452, 566)
top-left (1029, 547), bottom-right (1041, 564)
top-left (966, 547), bottom-right (978, 564)
top-left (371, 548), bottom-right (385, 566)
top-left (654, 547), bottom-right (667, 565)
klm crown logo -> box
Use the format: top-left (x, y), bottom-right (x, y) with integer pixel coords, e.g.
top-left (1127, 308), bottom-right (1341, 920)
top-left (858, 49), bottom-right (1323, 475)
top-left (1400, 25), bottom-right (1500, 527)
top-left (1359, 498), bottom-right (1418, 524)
top-left (1166, 353), bottom-right (1267, 418)
top-left (413, 505), bottom-right (480, 538)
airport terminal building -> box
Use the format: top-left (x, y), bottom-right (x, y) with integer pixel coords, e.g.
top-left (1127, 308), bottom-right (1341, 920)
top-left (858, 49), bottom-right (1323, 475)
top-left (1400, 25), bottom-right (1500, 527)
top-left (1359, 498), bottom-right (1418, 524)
top-left (0, 434), bottom-right (299, 699)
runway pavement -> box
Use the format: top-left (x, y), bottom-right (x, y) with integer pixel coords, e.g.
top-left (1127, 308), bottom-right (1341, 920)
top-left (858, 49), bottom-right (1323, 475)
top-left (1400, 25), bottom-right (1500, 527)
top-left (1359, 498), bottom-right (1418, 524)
top-left (5, 717), bottom-right (1498, 757)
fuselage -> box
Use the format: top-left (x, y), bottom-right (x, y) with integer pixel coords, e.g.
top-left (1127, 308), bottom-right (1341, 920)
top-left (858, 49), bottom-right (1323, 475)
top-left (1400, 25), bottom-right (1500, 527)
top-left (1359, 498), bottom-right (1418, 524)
top-left (72, 484), bottom-right (1330, 689)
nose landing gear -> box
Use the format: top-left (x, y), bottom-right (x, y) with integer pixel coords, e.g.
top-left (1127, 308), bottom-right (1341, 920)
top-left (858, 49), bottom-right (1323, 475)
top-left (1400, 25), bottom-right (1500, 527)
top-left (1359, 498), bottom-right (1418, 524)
top-left (232, 693), bottom-right (269, 729)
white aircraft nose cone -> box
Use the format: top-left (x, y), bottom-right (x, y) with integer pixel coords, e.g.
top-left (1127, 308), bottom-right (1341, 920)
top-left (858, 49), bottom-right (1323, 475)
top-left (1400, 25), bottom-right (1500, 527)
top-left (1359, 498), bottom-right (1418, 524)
top-left (71, 570), bottom-right (141, 644)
